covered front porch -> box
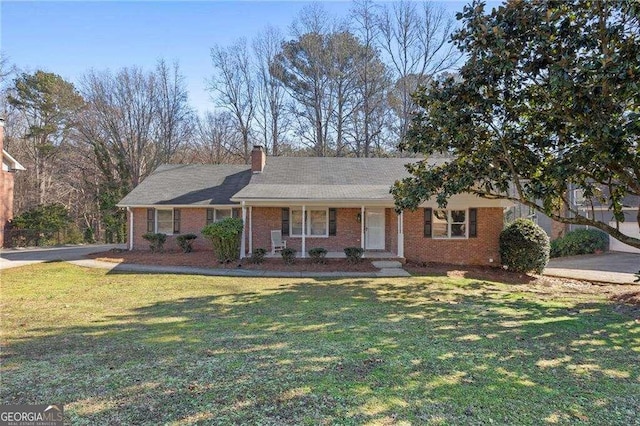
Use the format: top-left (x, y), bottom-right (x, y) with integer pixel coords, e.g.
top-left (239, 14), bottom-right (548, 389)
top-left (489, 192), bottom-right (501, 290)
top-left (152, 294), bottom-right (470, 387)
top-left (238, 204), bottom-right (405, 259)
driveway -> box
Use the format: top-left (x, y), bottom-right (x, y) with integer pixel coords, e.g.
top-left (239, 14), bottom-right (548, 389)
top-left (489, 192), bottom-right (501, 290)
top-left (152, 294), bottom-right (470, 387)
top-left (0, 244), bottom-right (125, 270)
top-left (545, 252), bottom-right (640, 284)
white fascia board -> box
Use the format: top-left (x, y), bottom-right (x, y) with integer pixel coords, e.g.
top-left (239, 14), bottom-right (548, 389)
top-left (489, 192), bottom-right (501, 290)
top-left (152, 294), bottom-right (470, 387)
top-left (2, 150), bottom-right (26, 171)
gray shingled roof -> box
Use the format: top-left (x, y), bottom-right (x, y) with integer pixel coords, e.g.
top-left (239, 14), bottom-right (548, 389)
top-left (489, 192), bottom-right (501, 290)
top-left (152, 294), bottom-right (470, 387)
top-left (232, 157), bottom-right (420, 201)
top-left (118, 164), bottom-right (251, 206)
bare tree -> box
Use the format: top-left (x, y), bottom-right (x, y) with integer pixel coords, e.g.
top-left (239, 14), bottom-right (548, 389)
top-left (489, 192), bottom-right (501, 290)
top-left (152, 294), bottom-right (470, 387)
top-left (349, 0), bottom-right (392, 157)
top-left (253, 26), bottom-right (289, 156)
top-left (378, 0), bottom-right (459, 141)
top-left (79, 63), bottom-right (193, 242)
top-left (209, 39), bottom-right (255, 164)
top-left (187, 111), bottom-right (243, 164)
top-left (154, 60), bottom-right (194, 164)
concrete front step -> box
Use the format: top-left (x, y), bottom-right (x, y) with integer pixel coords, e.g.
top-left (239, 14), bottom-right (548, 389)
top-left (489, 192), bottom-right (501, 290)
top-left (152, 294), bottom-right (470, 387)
top-left (371, 260), bottom-right (404, 269)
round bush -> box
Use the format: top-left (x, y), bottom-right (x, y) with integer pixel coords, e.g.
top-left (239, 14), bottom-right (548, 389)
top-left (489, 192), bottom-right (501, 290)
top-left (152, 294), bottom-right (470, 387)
top-left (500, 219), bottom-right (550, 274)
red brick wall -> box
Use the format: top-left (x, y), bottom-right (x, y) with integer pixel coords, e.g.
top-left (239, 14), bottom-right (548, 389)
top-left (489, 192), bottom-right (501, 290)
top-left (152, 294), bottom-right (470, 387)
top-left (130, 208), bottom-right (217, 251)
top-left (128, 206), bottom-right (503, 266)
top-left (385, 208), bottom-right (398, 253)
top-left (0, 170), bottom-right (14, 247)
top-left (250, 207), bottom-right (364, 254)
top-left (403, 207), bottom-right (503, 266)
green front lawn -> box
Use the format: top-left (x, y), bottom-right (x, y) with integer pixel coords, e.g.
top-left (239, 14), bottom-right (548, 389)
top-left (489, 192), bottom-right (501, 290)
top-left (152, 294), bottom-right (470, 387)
top-left (1, 263), bottom-right (638, 425)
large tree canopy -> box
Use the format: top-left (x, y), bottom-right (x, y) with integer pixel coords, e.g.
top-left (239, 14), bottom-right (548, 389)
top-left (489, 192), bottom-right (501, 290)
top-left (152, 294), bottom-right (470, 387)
top-left (393, 0), bottom-right (640, 248)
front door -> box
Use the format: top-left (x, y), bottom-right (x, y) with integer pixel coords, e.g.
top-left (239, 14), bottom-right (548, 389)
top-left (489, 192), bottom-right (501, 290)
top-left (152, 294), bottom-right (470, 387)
top-left (365, 208), bottom-right (385, 250)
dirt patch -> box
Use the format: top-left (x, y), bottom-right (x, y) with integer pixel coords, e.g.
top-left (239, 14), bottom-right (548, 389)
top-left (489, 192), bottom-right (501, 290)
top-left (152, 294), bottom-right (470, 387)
top-left (87, 249), bottom-right (378, 272)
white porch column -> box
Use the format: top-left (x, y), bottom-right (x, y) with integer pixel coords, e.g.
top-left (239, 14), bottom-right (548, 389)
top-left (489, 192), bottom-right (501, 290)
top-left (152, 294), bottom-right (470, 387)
top-left (248, 206), bottom-right (253, 254)
top-left (397, 210), bottom-right (404, 258)
top-left (301, 205), bottom-right (306, 258)
top-left (240, 202), bottom-right (246, 259)
top-left (127, 207), bottom-right (133, 251)
top-left (360, 206), bottom-right (365, 250)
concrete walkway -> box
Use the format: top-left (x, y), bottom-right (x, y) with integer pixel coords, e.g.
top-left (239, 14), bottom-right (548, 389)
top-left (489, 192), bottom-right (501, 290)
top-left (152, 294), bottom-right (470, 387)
top-left (544, 252), bottom-right (639, 284)
top-left (0, 245), bottom-right (410, 278)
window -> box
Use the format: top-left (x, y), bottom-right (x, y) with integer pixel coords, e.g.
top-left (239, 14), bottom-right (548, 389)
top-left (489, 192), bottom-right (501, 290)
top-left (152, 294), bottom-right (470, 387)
top-left (432, 209), bottom-right (467, 239)
top-left (206, 208), bottom-right (236, 225)
top-left (147, 208), bottom-right (180, 234)
top-left (290, 208), bottom-right (329, 237)
top-left (157, 209), bottom-right (174, 234)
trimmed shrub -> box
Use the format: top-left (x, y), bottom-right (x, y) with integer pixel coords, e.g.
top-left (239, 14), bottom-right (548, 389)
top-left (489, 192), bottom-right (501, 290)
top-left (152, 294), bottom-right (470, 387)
top-left (250, 248), bottom-right (267, 264)
top-left (142, 232), bottom-right (167, 253)
top-left (281, 247), bottom-right (297, 265)
top-left (550, 229), bottom-right (608, 258)
top-left (499, 219), bottom-right (550, 274)
top-left (344, 247), bottom-right (364, 264)
top-left (202, 217), bottom-right (243, 263)
top-left (309, 247), bottom-right (328, 264)
top-left (176, 233), bottom-right (198, 253)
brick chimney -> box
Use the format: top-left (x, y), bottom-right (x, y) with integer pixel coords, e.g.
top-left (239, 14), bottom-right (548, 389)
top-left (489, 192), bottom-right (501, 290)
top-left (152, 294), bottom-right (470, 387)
top-left (251, 145), bottom-right (266, 173)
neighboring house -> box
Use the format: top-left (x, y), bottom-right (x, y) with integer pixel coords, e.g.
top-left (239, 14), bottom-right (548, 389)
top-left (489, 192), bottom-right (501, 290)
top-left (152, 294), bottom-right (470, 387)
top-left (0, 117), bottom-right (26, 248)
top-left (117, 146), bottom-right (511, 265)
top-left (508, 187), bottom-right (640, 253)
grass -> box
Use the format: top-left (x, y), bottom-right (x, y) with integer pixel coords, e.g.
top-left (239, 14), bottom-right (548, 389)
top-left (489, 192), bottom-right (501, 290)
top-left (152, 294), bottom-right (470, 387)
top-left (1, 263), bottom-right (639, 425)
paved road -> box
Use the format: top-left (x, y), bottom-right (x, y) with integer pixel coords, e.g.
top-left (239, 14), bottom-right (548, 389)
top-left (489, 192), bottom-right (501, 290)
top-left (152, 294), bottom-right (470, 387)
top-left (0, 244), bottom-right (125, 270)
top-left (545, 252), bottom-right (639, 284)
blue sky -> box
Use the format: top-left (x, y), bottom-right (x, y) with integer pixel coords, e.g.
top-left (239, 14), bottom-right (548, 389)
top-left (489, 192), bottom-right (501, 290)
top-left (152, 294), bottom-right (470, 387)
top-left (1, 1), bottom-right (475, 114)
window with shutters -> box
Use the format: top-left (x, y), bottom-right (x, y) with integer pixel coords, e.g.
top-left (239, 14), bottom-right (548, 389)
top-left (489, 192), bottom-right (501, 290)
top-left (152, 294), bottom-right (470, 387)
top-left (146, 208), bottom-right (180, 235)
top-left (289, 208), bottom-right (329, 237)
top-left (156, 209), bottom-right (174, 234)
top-left (426, 209), bottom-right (470, 239)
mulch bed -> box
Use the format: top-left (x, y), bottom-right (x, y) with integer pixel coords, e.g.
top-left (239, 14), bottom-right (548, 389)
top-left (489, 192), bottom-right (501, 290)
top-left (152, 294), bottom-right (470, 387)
top-left (86, 249), bottom-right (378, 272)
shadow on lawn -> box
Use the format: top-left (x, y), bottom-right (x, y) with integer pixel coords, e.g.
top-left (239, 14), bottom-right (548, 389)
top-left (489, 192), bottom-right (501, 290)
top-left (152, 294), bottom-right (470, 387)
top-left (2, 278), bottom-right (639, 425)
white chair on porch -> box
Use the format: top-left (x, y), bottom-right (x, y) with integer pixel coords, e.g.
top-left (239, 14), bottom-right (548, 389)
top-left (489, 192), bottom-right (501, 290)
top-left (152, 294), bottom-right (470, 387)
top-left (271, 230), bottom-right (287, 255)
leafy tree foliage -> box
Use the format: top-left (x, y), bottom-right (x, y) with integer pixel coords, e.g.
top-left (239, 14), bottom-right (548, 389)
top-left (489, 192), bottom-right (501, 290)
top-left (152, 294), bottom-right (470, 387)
top-left (393, 0), bottom-right (640, 248)
top-left (7, 71), bottom-right (84, 205)
top-left (11, 203), bottom-right (71, 246)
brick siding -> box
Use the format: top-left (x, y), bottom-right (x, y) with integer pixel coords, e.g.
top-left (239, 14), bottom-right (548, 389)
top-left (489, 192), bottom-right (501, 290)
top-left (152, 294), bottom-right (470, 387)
top-left (403, 207), bottom-right (503, 266)
top-left (129, 206), bottom-right (503, 266)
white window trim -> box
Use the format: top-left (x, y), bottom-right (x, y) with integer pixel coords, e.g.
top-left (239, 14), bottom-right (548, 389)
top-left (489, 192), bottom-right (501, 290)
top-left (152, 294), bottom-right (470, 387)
top-left (290, 207), bottom-right (329, 238)
top-left (156, 208), bottom-right (174, 235)
top-left (432, 209), bottom-right (468, 240)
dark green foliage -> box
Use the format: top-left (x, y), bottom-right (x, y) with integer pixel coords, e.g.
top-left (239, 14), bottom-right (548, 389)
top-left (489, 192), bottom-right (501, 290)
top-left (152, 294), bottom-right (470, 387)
top-left (176, 234), bottom-right (198, 253)
top-left (250, 248), bottom-right (267, 264)
top-left (10, 204), bottom-right (71, 246)
top-left (281, 248), bottom-right (296, 265)
top-left (500, 219), bottom-right (550, 274)
top-left (635, 271), bottom-right (640, 283)
top-left (202, 218), bottom-right (243, 263)
top-left (550, 229), bottom-right (609, 258)
top-left (308, 247), bottom-right (328, 264)
top-left (83, 227), bottom-right (96, 244)
top-left (344, 247), bottom-right (364, 264)
top-left (392, 0), bottom-right (640, 250)
top-left (142, 233), bottom-right (167, 253)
